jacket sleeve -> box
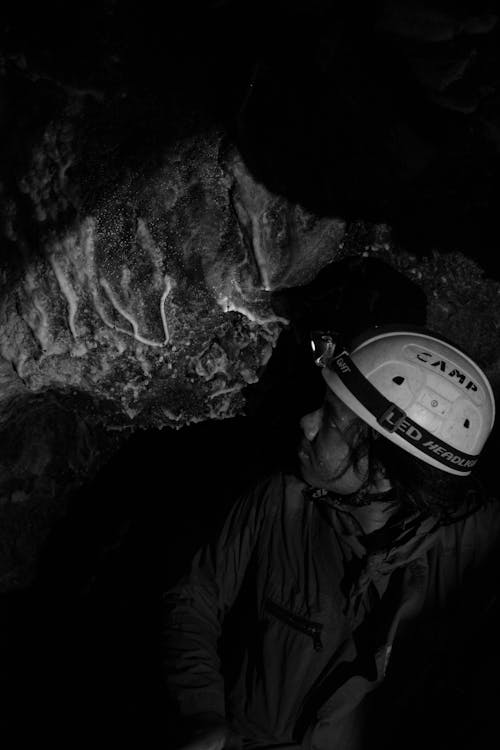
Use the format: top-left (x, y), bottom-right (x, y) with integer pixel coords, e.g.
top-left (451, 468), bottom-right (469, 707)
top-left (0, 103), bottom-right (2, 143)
top-left (162, 475), bottom-right (277, 721)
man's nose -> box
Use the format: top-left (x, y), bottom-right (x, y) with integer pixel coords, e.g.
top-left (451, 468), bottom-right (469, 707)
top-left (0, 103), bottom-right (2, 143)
top-left (300, 408), bottom-right (323, 442)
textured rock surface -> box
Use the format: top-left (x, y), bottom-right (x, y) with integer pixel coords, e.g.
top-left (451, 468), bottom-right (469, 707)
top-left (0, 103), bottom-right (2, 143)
top-left (350, 223), bottom-right (500, 380)
top-left (0, 114), bottom-right (346, 586)
top-left (0, 130), bottom-right (346, 427)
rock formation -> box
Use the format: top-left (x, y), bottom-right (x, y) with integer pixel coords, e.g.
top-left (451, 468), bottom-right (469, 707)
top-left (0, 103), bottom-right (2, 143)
top-left (1, 0), bottom-right (500, 590)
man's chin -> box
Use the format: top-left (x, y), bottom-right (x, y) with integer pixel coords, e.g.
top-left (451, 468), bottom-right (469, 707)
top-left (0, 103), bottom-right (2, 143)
top-left (298, 460), bottom-right (369, 499)
top-left (298, 459), bottom-right (329, 491)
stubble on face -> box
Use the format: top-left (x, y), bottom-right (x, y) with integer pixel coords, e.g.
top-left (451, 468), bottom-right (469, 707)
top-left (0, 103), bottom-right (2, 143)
top-left (298, 391), bottom-right (370, 495)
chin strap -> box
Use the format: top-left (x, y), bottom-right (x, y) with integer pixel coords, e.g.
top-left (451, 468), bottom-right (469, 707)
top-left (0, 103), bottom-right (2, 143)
top-left (302, 484), bottom-right (393, 509)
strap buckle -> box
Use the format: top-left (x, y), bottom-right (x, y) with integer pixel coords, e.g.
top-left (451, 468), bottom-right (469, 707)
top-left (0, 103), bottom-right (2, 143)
top-left (377, 404), bottom-right (407, 433)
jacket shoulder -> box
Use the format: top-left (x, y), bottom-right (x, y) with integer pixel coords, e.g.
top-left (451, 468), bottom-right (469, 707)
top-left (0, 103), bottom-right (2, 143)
top-left (438, 494), bottom-right (500, 560)
top-left (231, 470), bottom-right (308, 521)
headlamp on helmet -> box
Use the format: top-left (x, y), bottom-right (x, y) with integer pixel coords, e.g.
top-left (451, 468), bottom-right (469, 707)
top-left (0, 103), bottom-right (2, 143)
top-left (310, 331), bottom-right (341, 368)
top-left (311, 326), bottom-right (495, 476)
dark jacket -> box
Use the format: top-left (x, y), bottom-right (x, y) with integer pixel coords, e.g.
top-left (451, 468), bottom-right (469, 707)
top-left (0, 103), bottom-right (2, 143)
top-left (163, 472), bottom-right (500, 749)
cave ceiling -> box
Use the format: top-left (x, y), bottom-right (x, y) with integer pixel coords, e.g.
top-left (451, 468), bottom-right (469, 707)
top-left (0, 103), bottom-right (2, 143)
top-left (1, 1), bottom-right (500, 587)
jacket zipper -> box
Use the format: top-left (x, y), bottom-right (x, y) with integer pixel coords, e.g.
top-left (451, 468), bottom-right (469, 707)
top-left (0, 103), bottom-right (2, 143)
top-left (264, 598), bottom-right (324, 652)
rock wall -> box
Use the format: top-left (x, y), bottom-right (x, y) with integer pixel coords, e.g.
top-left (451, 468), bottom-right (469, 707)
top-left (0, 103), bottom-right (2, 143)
top-left (0, 118), bottom-right (346, 587)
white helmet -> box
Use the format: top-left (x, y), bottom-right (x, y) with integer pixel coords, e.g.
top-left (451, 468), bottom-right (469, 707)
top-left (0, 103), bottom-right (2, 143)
top-left (313, 326), bottom-right (495, 476)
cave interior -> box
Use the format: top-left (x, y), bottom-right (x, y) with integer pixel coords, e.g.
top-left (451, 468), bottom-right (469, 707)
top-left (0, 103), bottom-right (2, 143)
top-left (1, 2), bottom-right (500, 747)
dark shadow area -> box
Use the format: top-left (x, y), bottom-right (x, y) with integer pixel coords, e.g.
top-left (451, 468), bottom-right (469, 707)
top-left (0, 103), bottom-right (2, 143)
top-left (1, 2), bottom-right (500, 272)
top-left (0, 416), bottom-right (281, 746)
top-left (364, 535), bottom-right (500, 750)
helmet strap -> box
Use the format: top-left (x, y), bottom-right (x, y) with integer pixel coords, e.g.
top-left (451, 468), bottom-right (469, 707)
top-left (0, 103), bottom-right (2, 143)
top-left (328, 349), bottom-right (477, 475)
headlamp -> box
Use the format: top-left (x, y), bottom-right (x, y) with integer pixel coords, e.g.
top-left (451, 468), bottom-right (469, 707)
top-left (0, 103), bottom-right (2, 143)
top-left (310, 331), bottom-right (342, 368)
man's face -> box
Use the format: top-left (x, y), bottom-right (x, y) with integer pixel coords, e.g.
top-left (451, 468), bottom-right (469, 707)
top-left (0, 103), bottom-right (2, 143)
top-left (298, 389), bottom-right (370, 495)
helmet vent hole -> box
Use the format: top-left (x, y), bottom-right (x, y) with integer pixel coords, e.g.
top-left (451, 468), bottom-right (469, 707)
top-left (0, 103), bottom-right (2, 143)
top-left (392, 376), bottom-right (405, 385)
top-left (464, 419), bottom-right (470, 429)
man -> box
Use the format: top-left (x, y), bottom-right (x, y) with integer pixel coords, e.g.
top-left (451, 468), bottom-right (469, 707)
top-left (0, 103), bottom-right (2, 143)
top-left (163, 325), bottom-right (500, 749)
